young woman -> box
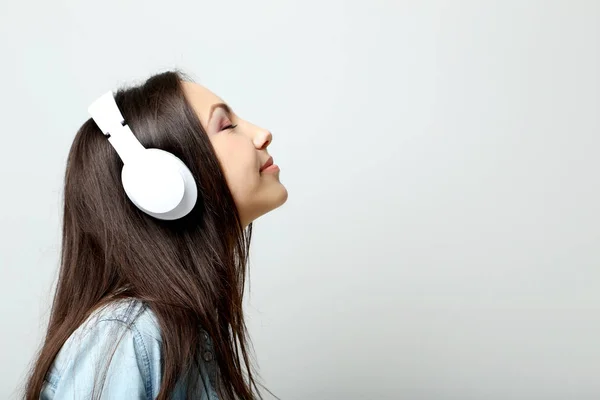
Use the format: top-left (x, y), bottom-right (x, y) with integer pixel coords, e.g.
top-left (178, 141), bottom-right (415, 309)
top-left (25, 70), bottom-right (288, 399)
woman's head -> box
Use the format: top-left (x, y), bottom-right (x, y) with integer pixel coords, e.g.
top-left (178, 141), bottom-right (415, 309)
top-left (182, 81), bottom-right (287, 226)
top-left (26, 70), bottom-right (281, 399)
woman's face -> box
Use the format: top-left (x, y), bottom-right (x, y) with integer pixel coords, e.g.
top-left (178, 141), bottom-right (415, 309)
top-left (182, 81), bottom-right (288, 226)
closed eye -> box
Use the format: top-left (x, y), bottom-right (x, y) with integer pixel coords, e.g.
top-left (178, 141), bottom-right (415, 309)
top-left (221, 123), bottom-right (238, 131)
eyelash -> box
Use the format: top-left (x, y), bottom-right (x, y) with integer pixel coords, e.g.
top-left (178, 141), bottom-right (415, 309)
top-left (221, 123), bottom-right (238, 132)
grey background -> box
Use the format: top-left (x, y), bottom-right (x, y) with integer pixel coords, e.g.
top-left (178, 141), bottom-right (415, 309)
top-left (1, 1), bottom-right (599, 399)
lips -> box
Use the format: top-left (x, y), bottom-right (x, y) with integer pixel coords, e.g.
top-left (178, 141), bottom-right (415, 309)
top-left (260, 156), bottom-right (274, 172)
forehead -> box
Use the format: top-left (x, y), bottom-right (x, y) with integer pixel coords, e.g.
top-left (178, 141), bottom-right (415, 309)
top-left (181, 81), bottom-right (224, 126)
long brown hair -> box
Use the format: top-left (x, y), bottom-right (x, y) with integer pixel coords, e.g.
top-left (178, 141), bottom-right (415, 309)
top-left (25, 70), bottom-right (263, 399)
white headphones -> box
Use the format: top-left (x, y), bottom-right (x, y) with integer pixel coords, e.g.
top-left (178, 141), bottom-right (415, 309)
top-left (88, 91), bottom-right (198, 220)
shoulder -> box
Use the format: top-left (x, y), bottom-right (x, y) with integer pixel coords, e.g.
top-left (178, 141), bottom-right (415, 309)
top-left (62, 297), bottom-right (164, 365)
top-left (89, 298), bottom-right (163, 344)
top-left (43, 299), bottom-right (163, 399)
top-left (65, 298), bottom-right (164, 357)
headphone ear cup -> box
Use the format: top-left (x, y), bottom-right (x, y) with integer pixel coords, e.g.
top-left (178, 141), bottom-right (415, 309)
top-left (121, 150), bottom-right (186, 215)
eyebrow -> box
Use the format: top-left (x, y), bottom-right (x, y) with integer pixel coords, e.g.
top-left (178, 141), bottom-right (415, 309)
top-left (208, 102), bottom-right (232, 123)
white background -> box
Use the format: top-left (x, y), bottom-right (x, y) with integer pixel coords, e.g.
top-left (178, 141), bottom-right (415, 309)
top-left (1, 1), bottom-right (599, 399)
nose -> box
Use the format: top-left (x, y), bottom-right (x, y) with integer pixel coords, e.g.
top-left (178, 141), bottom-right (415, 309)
top-left (253, 129), bottom-right (272, 150)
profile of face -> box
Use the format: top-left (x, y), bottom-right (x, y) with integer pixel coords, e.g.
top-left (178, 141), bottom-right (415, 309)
top-left (182, 82), bottom-right (288, 226)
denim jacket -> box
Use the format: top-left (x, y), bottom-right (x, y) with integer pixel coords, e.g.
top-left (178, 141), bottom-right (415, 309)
top-left (40, 299), bottom-right (219, 399)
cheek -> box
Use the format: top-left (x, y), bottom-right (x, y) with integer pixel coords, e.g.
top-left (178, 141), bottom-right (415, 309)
top-left (211, 136), bottom-right (259, 199)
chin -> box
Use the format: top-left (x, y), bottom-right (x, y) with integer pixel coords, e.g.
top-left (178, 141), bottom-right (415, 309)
top-left (262, 184), bottom-right (289, 216)
top-left (273, 183), bottom-right (289, 208)
top-left (242, 184), bottom-right (288, 226)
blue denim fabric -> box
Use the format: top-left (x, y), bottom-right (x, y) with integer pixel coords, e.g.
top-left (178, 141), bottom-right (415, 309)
top-left (40, 299), bottom-right (219, 399)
